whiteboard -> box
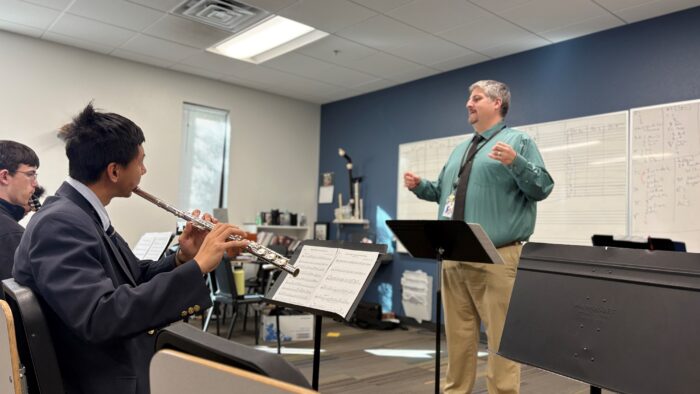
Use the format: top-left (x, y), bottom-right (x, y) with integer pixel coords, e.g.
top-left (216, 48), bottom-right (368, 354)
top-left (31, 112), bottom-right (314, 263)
top-left (630, 99), bottom-right (700, 252)
top-left (396, 112), bottom-right (629, 249)
top-left (396, 134), bottom-right (469, 252)
top-left (518, 112), bottom-right (628, 246)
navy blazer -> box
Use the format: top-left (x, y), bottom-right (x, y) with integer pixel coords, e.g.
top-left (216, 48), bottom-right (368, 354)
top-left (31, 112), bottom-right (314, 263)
top-left (13, 182), bottom-right (211, 394)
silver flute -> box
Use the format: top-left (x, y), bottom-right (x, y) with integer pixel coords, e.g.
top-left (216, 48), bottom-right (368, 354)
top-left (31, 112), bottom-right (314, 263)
top-left (133, 187), bottom-right (300, 277)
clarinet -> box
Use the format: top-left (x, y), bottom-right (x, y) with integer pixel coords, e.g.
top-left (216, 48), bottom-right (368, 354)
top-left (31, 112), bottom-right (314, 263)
top-left (133, 187), bottom-right (300, 277)
top-left (29, 185), bottom-right (45, 212)
top-left (29, 194), bottom-right (42, 212)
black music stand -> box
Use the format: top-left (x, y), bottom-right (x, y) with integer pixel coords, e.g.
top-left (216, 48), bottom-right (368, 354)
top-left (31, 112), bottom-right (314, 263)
top-left (499, 242), bottom-right (700, 394)
top-left (264, 240), bottom-right (387, 391)
top-left (386, 220), bottom-right (503, 394)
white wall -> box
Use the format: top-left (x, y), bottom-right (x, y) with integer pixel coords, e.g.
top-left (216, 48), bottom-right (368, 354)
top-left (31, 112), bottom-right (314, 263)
top-left (0, 31), bottom-right (320, 244)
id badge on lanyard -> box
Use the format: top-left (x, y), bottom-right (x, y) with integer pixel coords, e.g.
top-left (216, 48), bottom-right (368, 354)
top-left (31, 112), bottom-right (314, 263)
top-left (442, 193), bottom-right (455, 218)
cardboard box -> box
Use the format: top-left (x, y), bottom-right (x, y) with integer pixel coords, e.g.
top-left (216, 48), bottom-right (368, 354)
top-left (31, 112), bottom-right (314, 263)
top-left (259, 314), bottom-right (314, 342)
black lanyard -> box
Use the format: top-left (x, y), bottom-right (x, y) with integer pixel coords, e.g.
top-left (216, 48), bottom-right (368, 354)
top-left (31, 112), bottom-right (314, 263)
top-left (454, 124), bottom-right (507, 187)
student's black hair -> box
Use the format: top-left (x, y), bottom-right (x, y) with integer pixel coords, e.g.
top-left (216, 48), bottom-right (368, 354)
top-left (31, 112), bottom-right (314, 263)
top-left (58, 102), bottom-right (145, 184)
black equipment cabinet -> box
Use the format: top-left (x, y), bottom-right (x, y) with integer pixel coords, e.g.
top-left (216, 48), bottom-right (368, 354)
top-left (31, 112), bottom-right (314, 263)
top-left (499, 242), bottom-right (700, 394)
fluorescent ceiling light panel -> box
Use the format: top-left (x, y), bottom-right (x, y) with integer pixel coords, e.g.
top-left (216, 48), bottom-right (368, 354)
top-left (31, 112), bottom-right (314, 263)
top-left (209, 16), bottom-right (328, 64)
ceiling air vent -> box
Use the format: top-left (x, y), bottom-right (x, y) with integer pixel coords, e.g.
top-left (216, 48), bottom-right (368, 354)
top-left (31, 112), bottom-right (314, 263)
top-left (173, 0), bottom-right (271, 33)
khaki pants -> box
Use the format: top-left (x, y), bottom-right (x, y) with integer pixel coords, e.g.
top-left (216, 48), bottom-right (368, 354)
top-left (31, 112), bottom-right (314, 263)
top-left (441, 243), bottom-right (522, 394)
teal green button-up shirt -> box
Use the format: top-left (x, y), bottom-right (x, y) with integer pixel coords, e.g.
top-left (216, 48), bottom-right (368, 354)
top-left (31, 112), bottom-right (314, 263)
top-left (411, 121), bottom-right (554, 247)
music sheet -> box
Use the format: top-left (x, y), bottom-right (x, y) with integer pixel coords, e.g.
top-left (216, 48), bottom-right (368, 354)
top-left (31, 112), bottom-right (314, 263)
top-left (271, 245), bottom-right (379, 319)
top-left (132, 232), bottom-right (173, 260)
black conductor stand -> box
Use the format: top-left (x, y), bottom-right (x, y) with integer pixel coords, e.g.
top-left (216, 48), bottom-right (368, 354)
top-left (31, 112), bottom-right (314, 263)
top-left (434, 246), bottom-right (446, 394)
top-left (386, 220), bottom-right (503, 394)
top-left (312, 314), bottom-right (323, 390)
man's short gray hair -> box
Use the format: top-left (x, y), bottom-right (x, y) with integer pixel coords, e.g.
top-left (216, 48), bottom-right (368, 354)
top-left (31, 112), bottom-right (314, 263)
top-left (469, 80), bottom-right (510, 117)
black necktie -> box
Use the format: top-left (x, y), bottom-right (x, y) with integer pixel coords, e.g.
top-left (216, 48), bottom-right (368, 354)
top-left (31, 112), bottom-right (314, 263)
top-left (452, 134), bottom-right (483, 221)
top-left (105, 224), bottom-right (138, 285)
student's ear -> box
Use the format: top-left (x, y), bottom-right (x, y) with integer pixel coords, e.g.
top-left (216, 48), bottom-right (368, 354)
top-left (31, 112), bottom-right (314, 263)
top-left (0, 169), bottom-right (9, 185)
top-left (106, 163), bottom-right (119, 183)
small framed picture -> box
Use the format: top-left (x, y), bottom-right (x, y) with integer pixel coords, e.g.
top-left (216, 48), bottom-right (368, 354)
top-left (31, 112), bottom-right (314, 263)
top-left (314, 222), bottom-right (329, 240)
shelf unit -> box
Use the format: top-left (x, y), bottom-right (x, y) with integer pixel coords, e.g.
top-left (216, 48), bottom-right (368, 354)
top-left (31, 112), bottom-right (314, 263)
top-left (332, 219), bottom-right (370, 239)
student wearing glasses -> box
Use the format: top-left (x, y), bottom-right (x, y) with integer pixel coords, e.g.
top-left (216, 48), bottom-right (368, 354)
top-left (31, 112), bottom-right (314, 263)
top-left (0, 140), bottom-right (39, 283)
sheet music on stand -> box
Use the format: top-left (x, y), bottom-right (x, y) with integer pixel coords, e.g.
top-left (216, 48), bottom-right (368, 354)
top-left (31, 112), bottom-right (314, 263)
top-left (132, 232), bottom-right (174, 260)
top-left (268, 243), bottom-right (384, 320)
top-left (265, 240), bottom-right (386, 391)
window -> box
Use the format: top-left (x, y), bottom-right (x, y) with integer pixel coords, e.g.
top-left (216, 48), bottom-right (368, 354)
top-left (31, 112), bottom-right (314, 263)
top-left (179, 103), bottom-right (230, 214)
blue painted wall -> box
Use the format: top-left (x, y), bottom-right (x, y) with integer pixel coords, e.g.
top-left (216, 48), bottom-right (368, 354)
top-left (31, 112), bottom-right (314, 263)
top-left (317, 7), bottom-right (700, 323)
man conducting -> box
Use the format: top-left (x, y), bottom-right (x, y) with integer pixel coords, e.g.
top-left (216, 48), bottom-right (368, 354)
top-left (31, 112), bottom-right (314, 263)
top-left (404, 80), bottom-right (554, 393)
top-left (14, 104), bottom-right (248, 394)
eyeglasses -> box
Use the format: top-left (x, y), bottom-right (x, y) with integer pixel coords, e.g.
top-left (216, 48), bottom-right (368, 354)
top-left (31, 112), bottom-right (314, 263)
top-left (15, 170), bottom-right (38, 180)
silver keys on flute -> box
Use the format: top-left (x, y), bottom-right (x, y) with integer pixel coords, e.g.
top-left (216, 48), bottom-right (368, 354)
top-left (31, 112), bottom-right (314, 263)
top-left (133, 187), bottom-right (300, 277)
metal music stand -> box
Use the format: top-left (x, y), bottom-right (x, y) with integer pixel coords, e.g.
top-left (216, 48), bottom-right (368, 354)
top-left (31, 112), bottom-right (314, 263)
top-left (386, 220), bottom-right (503, 394)
top-left (264, 240), bottom-right (387, 391)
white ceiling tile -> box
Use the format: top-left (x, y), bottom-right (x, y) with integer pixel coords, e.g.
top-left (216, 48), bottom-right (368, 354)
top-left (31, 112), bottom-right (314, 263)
top-left (43, 32), bottom-right (113, 54)
top-left (23, 0), bottom-right (72, 10)
top-left (611, 0), bottom-right (700, 23)
top-left (310, 65), bottom-right (379, 88)
top-left (270, 89), bottom-right (324, 103)
top-left (169, 63), bottom-right (226, 80)
top-left (468, 0), bottom-right (533, 13)
top-left (219, 74), bottom-right (260, 88)
top-left (277, 0), bottom-right (376, 33)
top-left (297, 35), bottom-right (377, 64)
top-left (439, 14), bottom-right (549, 52)
top-left (263, 53), bottom-right (335, 79)
top-left (68, 0), bottom-right (165, 31)
top-left (144, 15), bottom-right (232, 49)
top-left (385, 34), bottom-right (475, 66)
top-left (219, 74), bottom-right (302, 99)
top-left (336, 14), bottom-right (428, 52)
top-left (388, 65), bottom-right (441, 83)
top-left (340, 51), bottom-right (424, 79)
top-left (233, 65), bottom-right (305, 86)
top-left (125, 0), bottom-right (182, 12)
top-left (349, 0), bottom-right (415, 13)
top-left (500, 0), bottom-right (609, 33)
top-left (237, 65), bottom-right (345, 98)
top-left (50, 14), bottom-right (136, 47)
top-left (281, 77), bottom-right (346, 97)
top-left (479, 33), bottom-right (549, 58)
top-left (0, 0), bottom-right (60, 29)
top-left (177, 52), bottom-right (253, 75)
top-left (240, 0), bottom-right (300, 13)
top-left (352, 78), bottom-right (396, 93)
top-left (388, 0), bottom-right (492, 34)
top-left (120, 34), bottom-right (201, 62)
top-left (324, 89), bottom-right (363, 103)
top-left (539, 13), bottom-right (624, 43)
top-left (0, 19), bottom-right (44, 37)
top-left (594, 0), bottom-right (664, 11)
top-left (430, 51), bottom-right (490, 71)
top-left (112, 48), bottom-right (177, 68)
